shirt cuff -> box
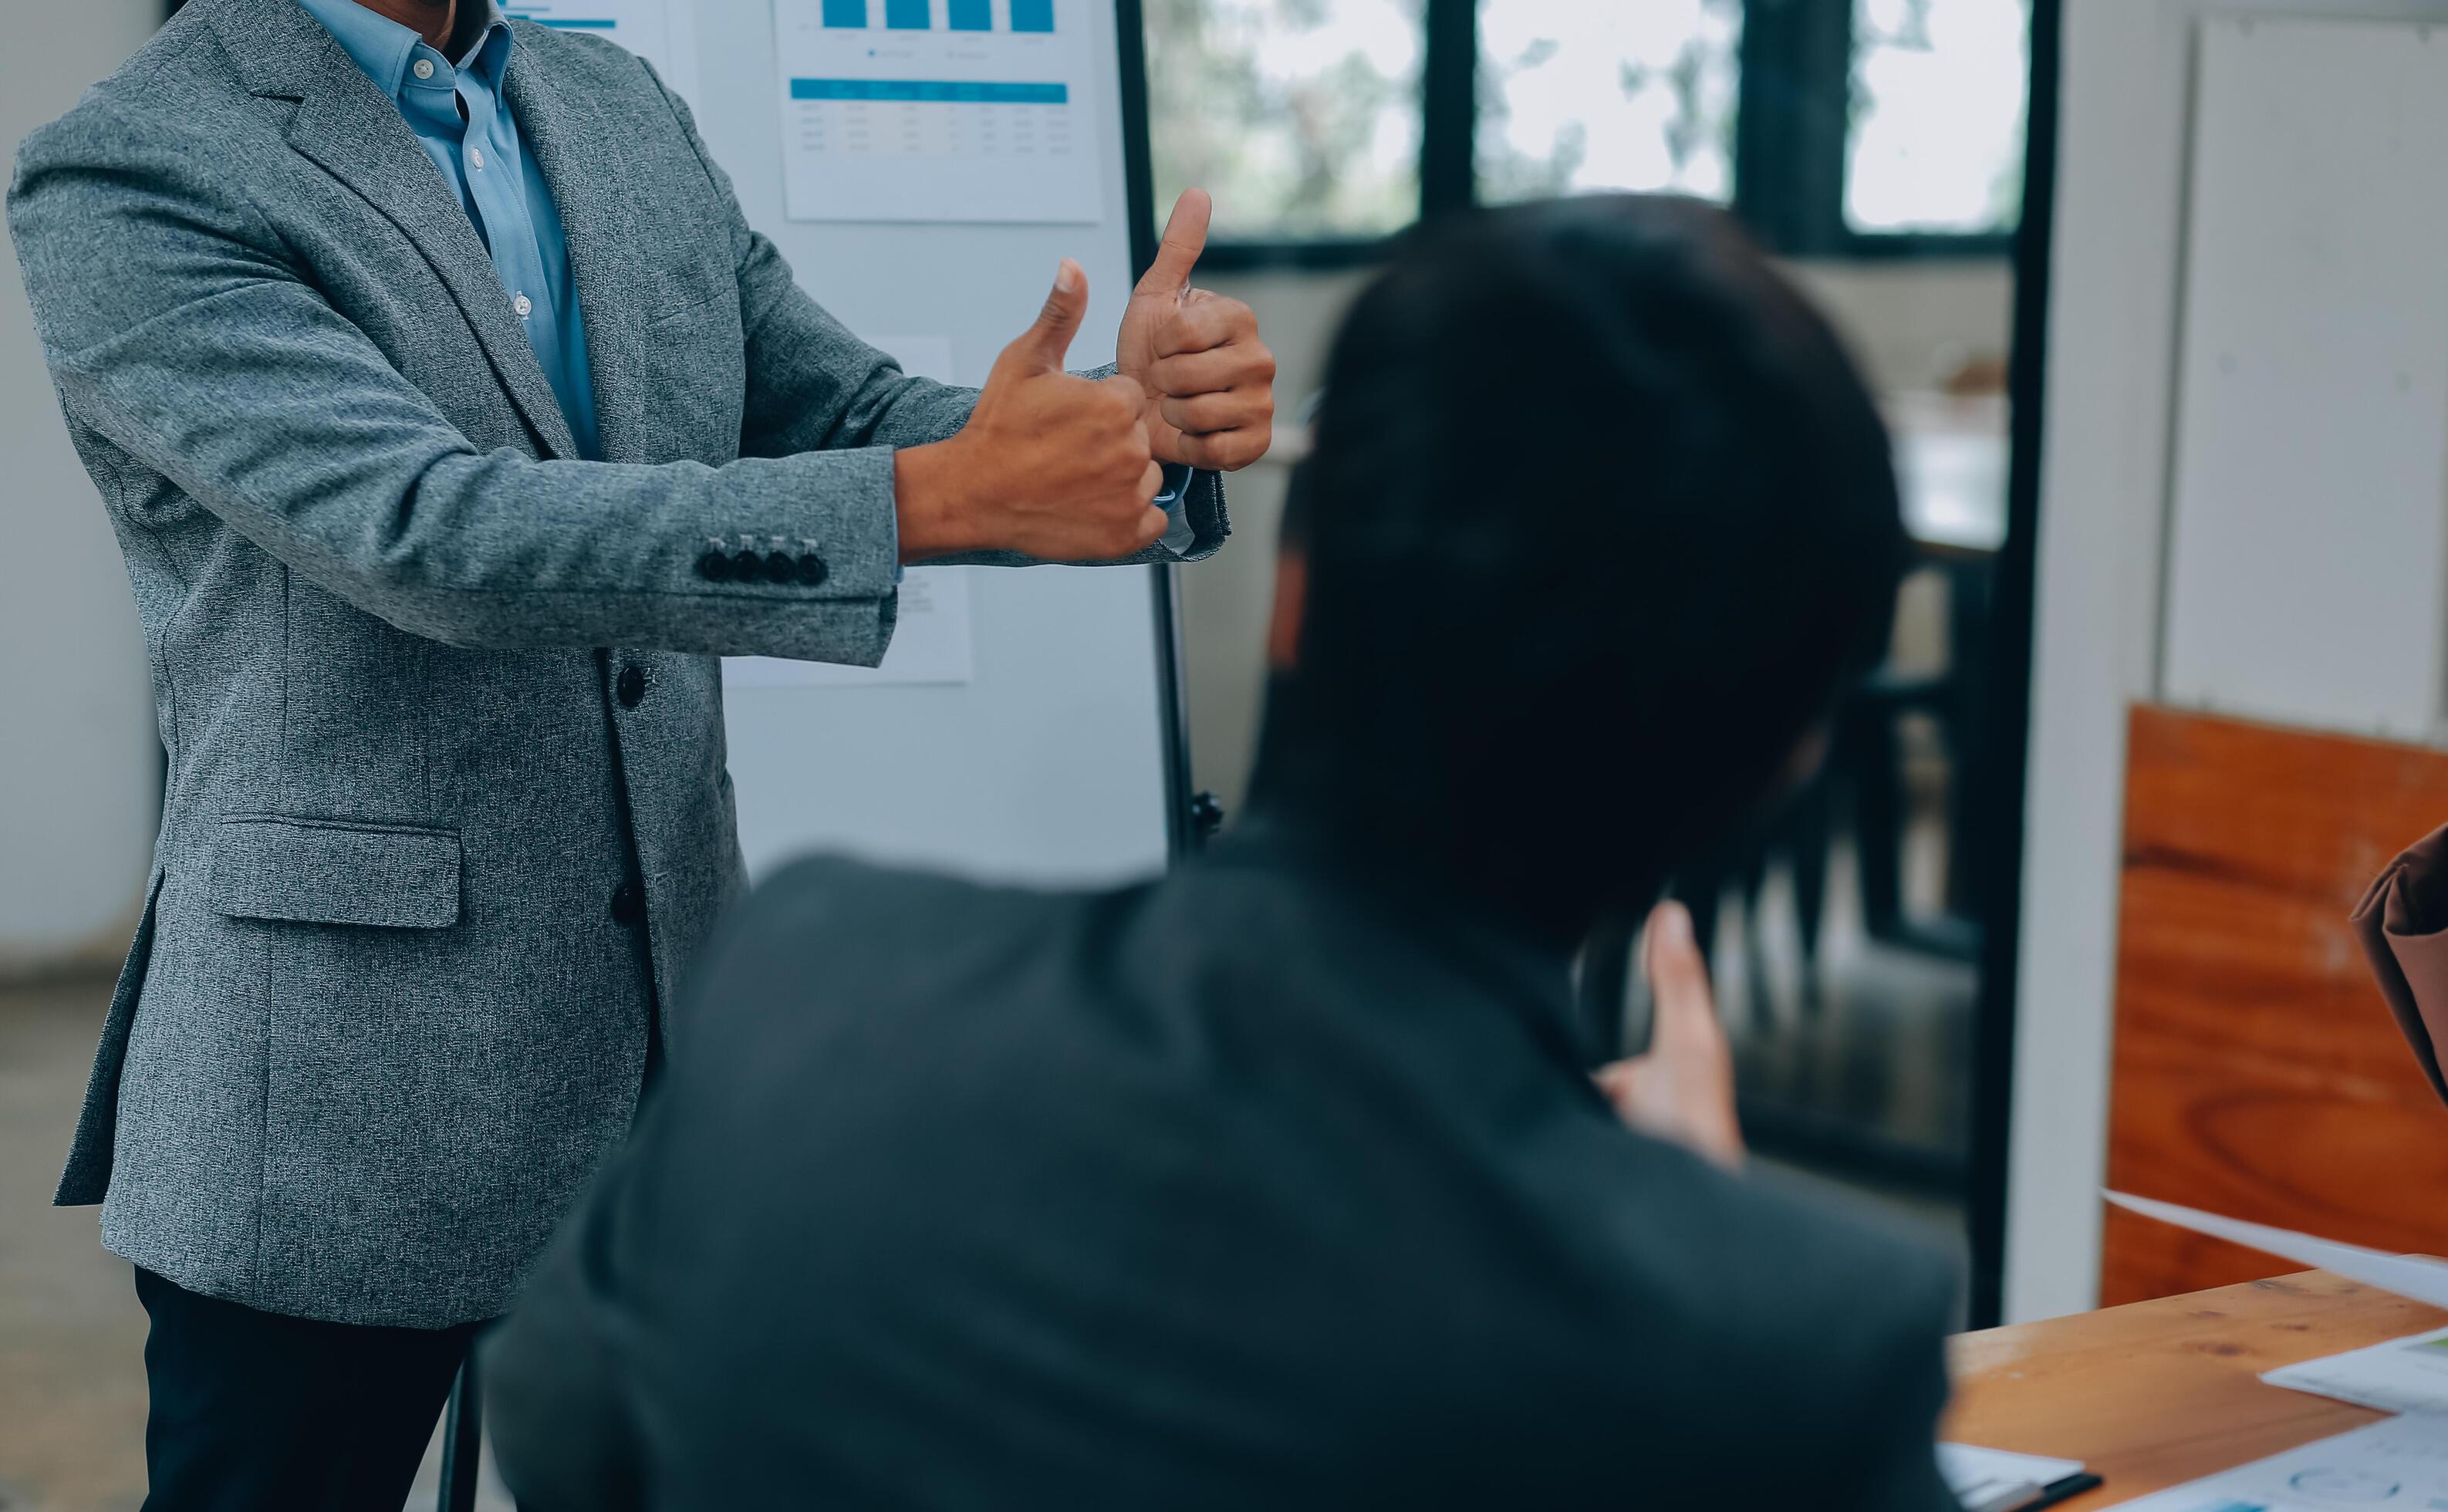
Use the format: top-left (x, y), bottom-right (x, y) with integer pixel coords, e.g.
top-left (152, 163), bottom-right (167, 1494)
top-left (1155, 463), bottom-right (1197, 557)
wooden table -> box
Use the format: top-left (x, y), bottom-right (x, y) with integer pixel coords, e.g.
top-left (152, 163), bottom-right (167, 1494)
top-left (1946, 1271), bottom-right (2448, 1505)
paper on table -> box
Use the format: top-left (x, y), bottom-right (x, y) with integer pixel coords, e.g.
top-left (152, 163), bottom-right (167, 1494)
top-left (2102, 1411), bottom-right (2448, 1510)
top-left (1936, 1443), bottom-right (2086, 1512)
top-left (2266, 1323), bottom-right (2448, 1415)
top-left (2105, 1191), bottom-right (2448, 1310)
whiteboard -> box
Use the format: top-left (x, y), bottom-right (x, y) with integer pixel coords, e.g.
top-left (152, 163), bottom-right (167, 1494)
top-left (671, 0), bottom-right (1186, 886)
top-left (2159, 15), bottom-right (2448, 741)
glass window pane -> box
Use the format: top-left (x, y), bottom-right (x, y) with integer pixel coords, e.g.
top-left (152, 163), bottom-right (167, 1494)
top-left (1143, 0), bottom-right (1424, 241)
top-left (1476, 0), bottom-right (1742, 206)
top-left (1845, 0), bottom-right (2029, 234)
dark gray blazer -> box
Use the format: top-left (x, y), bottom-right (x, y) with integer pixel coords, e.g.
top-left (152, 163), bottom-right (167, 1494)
top-left (484, 834), bottom-right (1963, 1510)
top-left (6, 0), bottom-right (1224, 1328)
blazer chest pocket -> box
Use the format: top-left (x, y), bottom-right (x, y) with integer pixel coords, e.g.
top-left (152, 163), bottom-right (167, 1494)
top-left (206, 816), bottom-right (462, 930)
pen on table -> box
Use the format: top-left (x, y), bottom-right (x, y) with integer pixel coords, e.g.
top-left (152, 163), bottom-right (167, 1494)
top-left (1953, 1471), bottom-right (2105, 1512)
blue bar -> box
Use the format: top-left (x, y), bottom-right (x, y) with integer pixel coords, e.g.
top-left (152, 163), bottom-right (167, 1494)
top-left (947, 0), bottom-right (990, 29)
top-left (791, 78), bottom-right (1069, 103)
top-left (884, 0), bottom-right (930, 26)
top-left (1010, 0), bottom-right (1052, 31)
top-left (821, 0), bottom-right (866, 26)
top-left (502, 8), bottom-right (619, 22)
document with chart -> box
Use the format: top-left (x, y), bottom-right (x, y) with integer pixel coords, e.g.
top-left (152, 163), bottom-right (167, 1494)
top-left (2266, 1324), bottom-right (2448, 1416)
top-left (723, 334), bottom-right (974, 690)
top-left (2109, 1412), bottom-right (2448, 1510)
top-left (772, 0), bottom-right (1106, 223)
top-left (501, 0), bottom-right (703, 103)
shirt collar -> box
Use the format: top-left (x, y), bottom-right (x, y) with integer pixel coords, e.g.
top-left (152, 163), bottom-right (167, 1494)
top-left (295, 0), bottom-right (512, 100)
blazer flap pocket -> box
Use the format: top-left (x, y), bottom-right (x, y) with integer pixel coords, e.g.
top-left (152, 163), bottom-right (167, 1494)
top-left (208, 817), bottom-right (462, 929)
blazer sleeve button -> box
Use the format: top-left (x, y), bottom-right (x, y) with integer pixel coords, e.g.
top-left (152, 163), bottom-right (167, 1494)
top-left (797, 554), bottom-right (829, 587)
top-left (764, 550), bottom-right (796, 582)
top-left (696, 549), bottom-right (732, 582)
top-left (731, 549), bottom-right (765, 583)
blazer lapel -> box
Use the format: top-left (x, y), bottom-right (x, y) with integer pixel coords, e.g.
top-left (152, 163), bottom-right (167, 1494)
top-left (203, 0), bottom-right (581, 460)
top-left (505, 49), bottom-right (653, 464)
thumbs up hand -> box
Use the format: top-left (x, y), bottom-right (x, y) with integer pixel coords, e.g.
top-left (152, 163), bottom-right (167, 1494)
top-left (893, 258), bottom-right (1169, 562)
top-left (1595, 903), bottom-right (1744, 1172)
top-left (1117, 190), bottom-right (1276, 472)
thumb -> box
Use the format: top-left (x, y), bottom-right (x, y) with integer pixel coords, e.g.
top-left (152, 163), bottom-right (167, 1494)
top-left (1005, 258), bottom-right (1087, 374)
top-left (1641, 901), bottom-right (1720, 1058)
top-left (1137, 188), bottom-right (1211, 295)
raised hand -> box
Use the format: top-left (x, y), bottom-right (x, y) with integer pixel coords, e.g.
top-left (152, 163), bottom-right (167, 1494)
top-left (1116, 189), bottom-right (1276, 472)
top-left (1595, 902), bottom-right (1745, 1170)
top-left (894, 259), bottom-right (1169, 562)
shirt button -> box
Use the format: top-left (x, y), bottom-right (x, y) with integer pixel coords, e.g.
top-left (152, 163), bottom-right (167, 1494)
top-left (413, 59), bottom-right (436, 80)
top-left (513, 293), bottom-right (533, 319)
top-left (470, 146), bottom-right (486, 170)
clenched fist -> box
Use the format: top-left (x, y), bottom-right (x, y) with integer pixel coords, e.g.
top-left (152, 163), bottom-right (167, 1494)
top-left (895, 259), bottom-right (1168, 563)
top-left (1117, 190), bottom-right (1275, 472)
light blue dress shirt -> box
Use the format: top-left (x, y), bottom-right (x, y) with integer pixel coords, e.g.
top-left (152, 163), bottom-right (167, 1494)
top-left (299, 0), bottom-right (1193, 556)
top-left (299, 0), bottom-right (602, 461)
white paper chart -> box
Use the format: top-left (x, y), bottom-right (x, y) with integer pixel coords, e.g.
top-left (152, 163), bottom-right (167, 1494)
top-left (724, 568), bottom-right (975, 688)
top-left (501, 0), bottom-right (704, 103)
top-left (724, 333), bottom-right (977, 690)
top-left (772, 0), bottom-right (1106, 223)
top-left (2267, 1325), bottom-right (2448, 1416)
top-left (2109, 1412), bottom-right (2448, 1511)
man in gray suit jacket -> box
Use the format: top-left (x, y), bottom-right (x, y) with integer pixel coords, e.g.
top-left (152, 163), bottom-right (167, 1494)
top-left (6, 0), bottom-right (1272, 1501)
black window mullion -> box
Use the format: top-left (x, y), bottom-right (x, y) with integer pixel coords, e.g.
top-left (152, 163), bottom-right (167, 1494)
top-left (1419, 0), bottom-right (1477, 220)
top-left (1733, 0), bottom-right (1852, 256)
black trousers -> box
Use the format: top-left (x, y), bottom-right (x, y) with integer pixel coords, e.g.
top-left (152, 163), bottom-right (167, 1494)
top-left (134, 1266), bottom-right (484, 1512)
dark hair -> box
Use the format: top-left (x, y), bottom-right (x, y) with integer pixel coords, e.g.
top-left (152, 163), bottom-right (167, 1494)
top-left (1248, 194), bottom-right (1905, 940)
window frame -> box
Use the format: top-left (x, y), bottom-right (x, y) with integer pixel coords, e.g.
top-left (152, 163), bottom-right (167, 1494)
top-left (1183, 0), bottom-right (2022, 270)
top-left (1744, 0), bottom-right (2021, 259)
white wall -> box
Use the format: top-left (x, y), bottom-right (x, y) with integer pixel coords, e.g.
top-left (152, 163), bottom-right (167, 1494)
top-left (2158, 16), bottom-right (2448, 742)
top-left (1, 0), bottom-right (163, 977)
top-left (2005, 0), bottom-right (2448, 1323)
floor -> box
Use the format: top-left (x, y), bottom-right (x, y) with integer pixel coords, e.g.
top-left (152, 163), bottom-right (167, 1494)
top-left (0, 977), bottom-right (512, 1512)
top-left (1707, 783), bottom-right (1981, 1309)
top-left (1717, 831), bottom-right (1977, 1185)
top-left (0, 979), bottom-right (144, 1512)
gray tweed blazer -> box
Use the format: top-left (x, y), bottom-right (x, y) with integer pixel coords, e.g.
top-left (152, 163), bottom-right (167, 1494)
top-left (7, 0), bottom-right (1224, 1328)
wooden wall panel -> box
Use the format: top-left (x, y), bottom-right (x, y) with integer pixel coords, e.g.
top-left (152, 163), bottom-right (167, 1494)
top-left (2102, 705), bottom-right (2448, 1304)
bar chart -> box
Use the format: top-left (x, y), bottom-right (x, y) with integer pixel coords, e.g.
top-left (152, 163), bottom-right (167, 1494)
top-left (814, 0), bottom-right (1057, 32)
top-left (775, 0), bottom-right (1104, 223)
